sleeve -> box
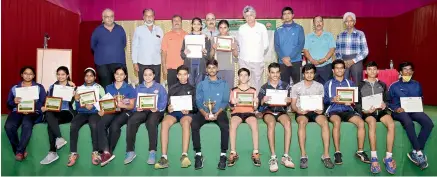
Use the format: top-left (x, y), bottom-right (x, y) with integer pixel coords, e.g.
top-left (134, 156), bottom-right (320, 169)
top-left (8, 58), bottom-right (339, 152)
top-left (290, 85), bottom-right (298, 98)
top-left (258, 86), bottom-right (267, 106)
top-left (91, 29), bottom-right (98, 51)
top-left (131, 28), bottom-right (139, 64)
top-left (381, 82), bottom-right (389, 104)
top-left (191, 87), bottom-right (198, 113)
top-left (158, 85), bottom-right (168, 112)
top-left (329, 33), bottom-right (336, 48)
top-left (180, 39), bottom-right (187, 60)
top-left (204, 37), bottom-right (211, 60)
top-left (99, 86), bottom-right (105, 99)
top-left (219, 83), bottom-right (230, 110)
top-left (229, 89), bottom-right (235, 107)
top-left (262, 26), bottom-right (269, 51)
top-left (323, 82), bottom-right (333, 105)
top-left (354, 32), bottom-right (369, 63)
top-left (289, 26), bottom-right (305, 59)
top-left (303, 35), bottom-right (310, 50)
top-left (196, 82), bottom-right (206, 111)
top-left (161, 34), bottom-right (168, 52)
top-left (128, 86), bottom-right (137, 99)
top-left (47, 84), bottom-right (54, 97)
top-left (274, 30), bottom-right (284, 60)
top-left (418, 82), bottom-right (423, 97)
top-left (6, 87), bottom-right (17, 110)
top-left (388, 84), bottom-right (400, 111)
top-left (335, 35), bottom-right (342, 60)
top-left (121, 27), bottom-right (127, 48)
top-left (36, 85), bottom-right (47, 112)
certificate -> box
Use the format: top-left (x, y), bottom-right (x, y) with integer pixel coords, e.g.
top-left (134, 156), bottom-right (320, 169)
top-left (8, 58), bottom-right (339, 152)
top-left (45, 96), bottom-right (62, 112)
top-left (79, 91), bottom-right (97, 107)
top-left (170, 95), bottom-right (193, 111)
top-left (216, 37), bottom-right (233, 52)
top-left (300, 95), bottom-right (323, 111)
top-left (336, 88), bottom-right (355, 103)
top-left (15, 86), bottom-right (39, 101)
top-left (99, 99), bottom-right (117, 113)
top-left (18, 100), bottom-right (35, 113)
top-left (139, 95), bottom-right (156, 109)
top-left (266, 89), bottom-right (288, 106)
top-left (401, 97), bottom-right (423, 112)
top-left (185, 35), bottom-right (205, 47)
top-left (53, 85), bottom-right (75, 101)
top-left (186, 44), bottom-right (203, 58)
top-left (336, 87), bottom-right (358, 102)
top-left (362, 93), bottom-right (383, 110)
top-left (236, 92), bottom-right (254, 107)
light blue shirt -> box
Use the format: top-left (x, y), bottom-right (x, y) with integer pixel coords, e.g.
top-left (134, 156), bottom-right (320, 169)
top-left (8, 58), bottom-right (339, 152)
top-left (202, 28), bottom-right (219, 39)
top-left (304, 31), bottom-right (336, 67)
top-left (132, 25), bottom-right (164, 65)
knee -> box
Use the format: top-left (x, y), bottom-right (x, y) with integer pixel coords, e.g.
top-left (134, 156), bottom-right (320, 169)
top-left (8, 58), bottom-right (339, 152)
top-left (109, 124), bottom-right (121, 133)
top-left (424, 120), bottom-right (434, 130)
top-left (4, 122), bottom-right (18, 132)
top-left (357, 121), bottom-right (365, 129)
top-left (267, 122), bottom-right (276, 129)
top-left (366, 119), bottom-right (377, 129)
top-left (298, 120), bottom-right (307, 127)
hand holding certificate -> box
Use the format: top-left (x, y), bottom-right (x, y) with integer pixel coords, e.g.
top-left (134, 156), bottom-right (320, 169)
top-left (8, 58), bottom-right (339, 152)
top-left (300, 95), bottom-right (323, 111)
top-left (401, 97), bottom-right (423, 112)
top-left (362, 93), bottom-right (383, 111)
top-left (266, 89), bottom-right (288, 106)
top-left (45, 97), bottom-right (62, 112)
top-left (170, 95), bottom-right (193, 111)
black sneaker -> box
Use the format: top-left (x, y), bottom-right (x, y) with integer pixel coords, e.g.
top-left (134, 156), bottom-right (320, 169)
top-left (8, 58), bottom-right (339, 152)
top-left (300, 157), bottom-right (308, 169)
top-left (194, 155), bottom-right (204, 170)
top-left (321, 157), bottom-right (335, 169)
top-left (334, 152), bottom-right (343, 165)
top-left (218, 155), bottom-right (227, 170)
top-left (355, 151), bottom-right (370, 163)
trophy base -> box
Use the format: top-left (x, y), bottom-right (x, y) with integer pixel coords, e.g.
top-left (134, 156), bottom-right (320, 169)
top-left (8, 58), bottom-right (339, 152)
top-left (208, 114), bottom-right (214, 119)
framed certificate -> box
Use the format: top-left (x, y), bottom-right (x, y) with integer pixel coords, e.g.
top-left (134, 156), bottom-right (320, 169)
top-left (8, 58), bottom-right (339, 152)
top-left (216, 37), bottom-right (233, 52)
top-left (18, 100), bottom-right (35, 113)
top-left (79, 91), bottom-right (97, 107)
top-left (45, 96), bottom-right (62, 112)
top-left (99, 99), bottom-right (117, 113)
top-left (236, 92), bottom-right (254, 107)
top-left (139, 95), bottom-right (156, 109)
top-left (336, 88), bottom-right (355, 103)
top-left (400, 97), bottom-right (423, 112)
top-left (186, 44), bottom-right (203, 58)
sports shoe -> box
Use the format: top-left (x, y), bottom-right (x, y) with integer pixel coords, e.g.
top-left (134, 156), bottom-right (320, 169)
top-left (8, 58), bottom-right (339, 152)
top-left (194, 154), bottom-right (204, 170)
top-left (269, 157), bottom-right (279, 172)
top-left (218, 155), bottom-right (227, 170)
top-left (100, 152), bottom-right (115, 167)
top-left (227, 152), bottom-right (239, 167)
top-left (55, 137), bottom-right (67, 150)
top-left (281, 155), bottom-right (295, 168)
top-left (252, 153), bottom-right (261, 167)
top-left (124, 151), bottom-right (137, 165)
top-left (407, 151), bottom-right (418, 164)
top-left (40, 152), bottom-right (59, 165)
top-left (370, 157), bottom-right (381, 174)
top-left (67, 153), bottom-right (79, 167)
top-left (92, 151), bottom-right (101, 165)
top-left (147, 151), bottom-right (156, 165)
top-left (417, 154), bottom-right (428, 170)
top-left (15, 152), bottom-right (28, 161)
top-left (155, 157), bottom-right (169, 169)
top-left (180, 154), bottom-right (191, 168)
top-left (383, 157), bottom-right (396, 174)
top-left (321, 157), bottom-right (334, 169)
top-left (355, 151), bottom-right (370, 163)
top-left (334, 152), bottom-right (343, 165)
top-left (300, 157), bottom-right (308, 169)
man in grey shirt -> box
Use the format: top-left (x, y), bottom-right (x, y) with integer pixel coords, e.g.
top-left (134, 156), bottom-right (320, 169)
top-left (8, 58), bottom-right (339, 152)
top-left (202, 13), bottom-right (219, 40)
top-left (132, 8), bottom-right (164, 83)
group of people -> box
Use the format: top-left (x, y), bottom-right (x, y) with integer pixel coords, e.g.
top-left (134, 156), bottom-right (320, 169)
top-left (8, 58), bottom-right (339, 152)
top-left (4, 4), bottom-right (434, 175)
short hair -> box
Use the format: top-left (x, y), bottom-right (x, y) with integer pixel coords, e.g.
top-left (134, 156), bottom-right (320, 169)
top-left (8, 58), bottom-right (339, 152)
top-left (206, 59), bottom-right (218, 67)
top-left (313, 15), bottom-right (323, 22)
top-left (243, 5), bottom-right (256, 16)
top-left (282, 7), bottom-right (294, 15)
top-left (142, 8), bottom-right (155, 16)
top-left (113, 66), bottom-right (127, 75)
top-left (268, 62), bottom-right (281, 72)
top-left (142, 66), bottom-right (155, 75)
top-left (172, 14), bottom-right (182, 21)
top-left (343, 12), bottom-right (356, 22)
top-left (399, 61), bottom-right (414, 71)
top-left (366, 61), bottom-right (378, 68)
top-left (237, 68), bottom-right (250, 76)
top-left (102, 8), bottom-right (114, 16)
top-left (332, 59), bottom-right (345, 69)
top-left (191, 17), bottom-right (202, 31)
top-left (177, 65), bottom-right (190, 73)
top-left (302, 64), bottom-right (317, 73)
top-left (217, 20), bottom-right (230, 28)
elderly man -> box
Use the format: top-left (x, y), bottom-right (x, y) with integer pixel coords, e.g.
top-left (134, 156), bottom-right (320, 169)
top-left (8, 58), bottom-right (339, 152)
top-left (132, 8), bottom-right (163, 84)
top-left (162, 15), bottom-right (188, 87)
top-left (91, 8), bottom-right (127, 88)
top-left (303, 16), bottom-right (335, 85)
top-left (202, 13), bottom-right (219, 39)
top-left (335, 12), bottom-right (369, 83)
top-left (238, 6), bottom-right (269, 92)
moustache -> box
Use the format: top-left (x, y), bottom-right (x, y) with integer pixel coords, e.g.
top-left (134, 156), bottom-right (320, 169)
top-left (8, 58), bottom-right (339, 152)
top-left (209, 23), bottom-right (214, 25)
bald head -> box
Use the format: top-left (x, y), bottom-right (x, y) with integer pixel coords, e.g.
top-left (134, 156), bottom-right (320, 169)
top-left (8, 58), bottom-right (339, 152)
top-left (205, 13), bottom-right (216, 30)
top-left (102, 8), bottom-right (115, 26)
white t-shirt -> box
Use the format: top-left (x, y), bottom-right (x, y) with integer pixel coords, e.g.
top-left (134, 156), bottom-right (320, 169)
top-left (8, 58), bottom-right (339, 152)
top-left (237, 22), bottom-right (269, 63)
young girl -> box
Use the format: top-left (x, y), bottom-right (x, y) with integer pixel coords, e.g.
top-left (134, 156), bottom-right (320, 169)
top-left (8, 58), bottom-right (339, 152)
top-left (228, 68), bottom-right (260, 167)
top-left (124, 67), bottom-right (167, 165)
top-left (40, 66), bottom-right (76, 165)
top-left (67, 67), bottom-right (105, 167)
top-left (98, 66), bottom-right (136, 166)
top-left (210, 20), bottom-right (239, 87)
top-left (180, 17), bottom-right (211, 87)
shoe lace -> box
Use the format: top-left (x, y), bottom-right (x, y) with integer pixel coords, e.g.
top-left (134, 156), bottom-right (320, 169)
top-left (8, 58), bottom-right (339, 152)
top-left (284, 156), bottom-right (292, 162)
top-left (417, 155), bottom-right (426, 163)
top-left (69, 154), bottom-right (77, 161)
top-left (301, 158), bottom-right (308, 163)
top-left (269, 158), bottom-right (277, 166)
top-left (252, 153), bottom-right (260, 160)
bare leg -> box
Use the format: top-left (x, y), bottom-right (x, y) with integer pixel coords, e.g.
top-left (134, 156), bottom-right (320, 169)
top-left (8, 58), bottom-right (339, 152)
top-left (365, 116), bottom-right (377, 152)
top-left (348, 116), bottom-right (366, 151)
top-left (315, 115), bottom-right (330, 158)
top-left (180, 116), bottom-right (193, 154)
top-left (263, 114), bottom-right (277, 155)
top-left (230, 116), bottom-right (243, 152)
top-left (380, 115), bottom-right (395, 153)
top-left (329, 115), bottom-right (342, 152)
top-left (296, 116), bottom-right (308, 157)
top-left (278, 114), bottom-right (291, 155)
top-left (161, 116), bottom-right (177, 155)
top-left (245, 117), bottom-right (259, 151)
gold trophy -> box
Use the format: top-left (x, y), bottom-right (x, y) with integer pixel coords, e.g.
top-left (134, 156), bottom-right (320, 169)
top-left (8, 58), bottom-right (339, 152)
top-left (115, 92), bottom-right (125, 112)
top-left (203, 98), bottom-right (216, 119)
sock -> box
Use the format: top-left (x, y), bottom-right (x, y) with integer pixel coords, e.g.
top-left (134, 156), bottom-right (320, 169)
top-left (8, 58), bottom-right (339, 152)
top-left (371, 151), bottom-right (377, 158)
top-left (253, 150), bottom-right (259, 154)
top-left (162, 155), bottom-right (168, 159)
top-left (182, 152), bottom-right (188, 156)
top-left (283, 154), bottom-right (289, 157)
top-left (271, 155), bottom-right (277, 159)
top-left (357, 150), bottom-right (364, 153)
top-left (321, 155), bottom-right (330, 160)
top-left (412, 150), bottom-right (417, 154)
top-left (417, 151), bottom-right (423, 156)
top-left (301, 156), bottom-right (307, 159)
top-left (335, 151), bottom-right (341, 153)
top-left (386, 152), bottom-right (392, 159)
top-left (220, 153), bottom-right (226, 156)
top-left (196, 152), bottom-right (202, 156)
top-left (230, 151), bottom-right (236, 154)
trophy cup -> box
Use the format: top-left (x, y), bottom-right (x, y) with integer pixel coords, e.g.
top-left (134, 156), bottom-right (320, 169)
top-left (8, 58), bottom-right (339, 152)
top-left (115, 92), bottom-right (125, 112)
top-left (203, 98), bottom-right (216, 119)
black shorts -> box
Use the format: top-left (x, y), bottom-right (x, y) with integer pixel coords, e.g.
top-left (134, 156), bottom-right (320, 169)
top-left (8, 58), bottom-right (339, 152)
top-left (295, 112), bottom-right (323, 122)
top-left (231, 113), bottom-right (256, 122)
top-left (168, 111), bottom-right (193, 122)
top-left (263, 112), bottom-right (288, 120)
top-left (330, 111), bottom-right (361, 122)
top-left (362, 110), bottom-right (389, 122)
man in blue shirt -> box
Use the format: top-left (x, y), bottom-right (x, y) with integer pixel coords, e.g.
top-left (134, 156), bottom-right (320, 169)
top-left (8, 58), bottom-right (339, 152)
top-left (91, 9), bottom-right (127, 88)
top-left (192, 59), bottom-right (230, 170)
top-left (274, 7), bottom-right (305, 85)
top-left (388, 62), bottom-right (433, 170)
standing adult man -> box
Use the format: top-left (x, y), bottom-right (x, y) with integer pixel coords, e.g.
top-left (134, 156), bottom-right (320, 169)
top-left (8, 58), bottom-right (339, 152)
top-left (238, 6), bottom-right (269, 92)
top-left (91, 8), bottom-right (127, 88)
top-left (303, 16), bottom-right (335, 85)
top-left (132, 9), bottom-right (163, 84)
top-left (274, 7), bottom-right (305, 86)
top-left (202, 13), bottom-right (219, 39)
top-left (162, 15), bottom-right (188, 87)
top-left (335, 12), bottom-right (369, 83)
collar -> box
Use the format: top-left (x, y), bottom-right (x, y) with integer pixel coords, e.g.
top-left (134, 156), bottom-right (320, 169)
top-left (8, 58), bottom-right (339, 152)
top-left (206, 76), bottom-right (221, 82)
top-left (399, 78), bottom-right (413, 83)
top-left (18, 81), bottom-right (37, 87)
top-left (203, 28), bottom-right (218, 33)
top-left (142, 81), bottom-right (156, 88)
top-left (282, 21), bottom-right (295, 28)
top-left (364, 78), bottom-right (379, 83)
top-left (344, 28), bottom-right (358, 34)
top-left (311, 30), bottom-right (327, 37)
top-left (112, 81), bottom-right (128, 89)
top-left (100, 23), bottom-right (119, 29)
top-left (333, 77), bottom-right (346, 83)
top-left (54, 81), bottom-right (72, 87)
top-left (267, 80), bottom-right (283, 88)
top-left (82, 82), bottom-right (97, 87)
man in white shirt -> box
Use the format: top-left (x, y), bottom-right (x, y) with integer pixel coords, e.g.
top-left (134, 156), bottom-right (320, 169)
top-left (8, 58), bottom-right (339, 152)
top-left (238, 6), bottom-right (269, 92)
top-left (132, 8), bottom-right (164, 84)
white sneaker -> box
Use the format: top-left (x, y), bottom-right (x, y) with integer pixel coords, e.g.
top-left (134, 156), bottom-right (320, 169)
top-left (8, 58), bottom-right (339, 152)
top-left (269, 157), bottom-right (279, 172)
top-left (40, 152), bottom-right (59, 165)
top-left (281, 155), bottom-right (295, 168)
top-left (55, 137), bottom-right (67, 150)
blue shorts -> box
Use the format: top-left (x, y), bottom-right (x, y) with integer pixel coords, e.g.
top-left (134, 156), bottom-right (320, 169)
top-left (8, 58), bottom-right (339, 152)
top-left (168, 111), bottom-right (193, 122)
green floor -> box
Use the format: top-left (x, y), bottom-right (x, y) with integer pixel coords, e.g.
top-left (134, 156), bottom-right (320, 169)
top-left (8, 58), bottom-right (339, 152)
top-left (2, 106), bottom-right (437, 176)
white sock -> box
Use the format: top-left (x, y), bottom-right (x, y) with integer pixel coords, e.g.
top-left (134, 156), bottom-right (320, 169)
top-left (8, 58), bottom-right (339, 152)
top-left (162, 155), bottom-right (168, 159)
top-left (220, 153), bottom-right (226, 156)
top-left (283, 154), bottom-right (289, 157)
top-left (271, 155), bottom-right (277, 159)
top-left (386, 152), bottom-right (392, 159)
top-left (321, 155), bottom-right (330, 160)
top-left (335, 151), bottom-right (341, 153)
top-left (230, 151), bottom-right (236, 154)
top-left (357, 150), bottom-right (364, 153)
top-left (253, 150), bottom-right (259, 154)
top-left (417, 151), bottom-right (423, 156)
top-left (412, 150), bottom-right (417, 153)
top-left (371, 151), bottom-right (377, 158)
top-left (301, 156), bottom-right (307, 159)
top-left (182, 152), bottom-right (188, 156)
top-left (196, 152), bottom-right (202, 156)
